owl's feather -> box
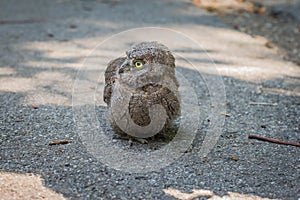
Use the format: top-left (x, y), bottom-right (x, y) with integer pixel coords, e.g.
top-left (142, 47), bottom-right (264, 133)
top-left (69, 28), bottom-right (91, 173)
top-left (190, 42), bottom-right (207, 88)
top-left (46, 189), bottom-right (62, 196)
top-left (104, 57), bottom-right (125, 105)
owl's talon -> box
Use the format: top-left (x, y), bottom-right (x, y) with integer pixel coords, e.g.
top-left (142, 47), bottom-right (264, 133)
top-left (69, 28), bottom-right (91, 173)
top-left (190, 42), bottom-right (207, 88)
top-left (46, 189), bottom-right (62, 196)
top-left (113, 134), bottom-right (148, 144)
top-left (112, 134), bottom-right (129, 140)
top-left (135, 138), bottom-right (148, 144)
top-left (128, 138), bottom-right (133, 146)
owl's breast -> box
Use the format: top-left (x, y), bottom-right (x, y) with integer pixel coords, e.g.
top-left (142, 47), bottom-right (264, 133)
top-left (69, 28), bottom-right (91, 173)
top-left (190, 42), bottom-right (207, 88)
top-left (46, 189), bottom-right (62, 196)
top-left (108, 64), bottom-right (180, 136)
top-left (128, 84), bottom-right (180, 127)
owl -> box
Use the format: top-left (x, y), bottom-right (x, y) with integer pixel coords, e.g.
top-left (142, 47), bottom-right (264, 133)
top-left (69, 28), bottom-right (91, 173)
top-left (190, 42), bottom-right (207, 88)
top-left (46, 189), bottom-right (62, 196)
top-left (103, 41), bottom-right (180, 139)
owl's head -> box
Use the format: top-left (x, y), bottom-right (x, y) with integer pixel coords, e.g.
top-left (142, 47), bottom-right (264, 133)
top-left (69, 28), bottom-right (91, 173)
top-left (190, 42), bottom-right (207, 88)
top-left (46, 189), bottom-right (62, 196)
top-left (117, 41), bottom-right (175, 77)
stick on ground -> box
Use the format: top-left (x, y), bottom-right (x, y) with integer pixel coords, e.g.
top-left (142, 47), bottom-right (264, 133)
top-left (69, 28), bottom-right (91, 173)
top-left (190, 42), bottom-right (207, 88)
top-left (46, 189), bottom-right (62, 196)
top-left (249, 102), bottom-right (278, 106)
top-left (248, 135), bottom-right (300, 147)
top-left (0, 19), bottom-right (46, 25)
top-left (48, 140), bottom-right (71, 146)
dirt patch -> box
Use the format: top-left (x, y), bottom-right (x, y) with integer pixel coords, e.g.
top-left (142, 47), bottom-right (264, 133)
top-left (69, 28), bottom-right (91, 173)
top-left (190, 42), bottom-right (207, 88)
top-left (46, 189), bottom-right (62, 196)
top-left (0, 172), bottom-right (66, 200)
top-left (192, 0), bottom-right (300, 66)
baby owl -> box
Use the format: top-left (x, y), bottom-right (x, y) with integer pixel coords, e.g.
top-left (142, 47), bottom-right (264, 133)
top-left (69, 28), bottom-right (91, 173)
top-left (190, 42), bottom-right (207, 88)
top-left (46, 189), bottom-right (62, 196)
top-left (103, 41), bottom-right (180, 139)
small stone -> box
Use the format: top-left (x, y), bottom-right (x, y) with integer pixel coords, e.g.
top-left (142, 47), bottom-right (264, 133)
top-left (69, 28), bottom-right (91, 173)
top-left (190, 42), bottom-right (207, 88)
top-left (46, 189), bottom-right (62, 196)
top-left (264, 41), bottom-right (273, 48)
top-left (292, 49), bottom-right (298, 54)
top-left (47, 33), bottom-right (54, 38)
top-left (266, 23), bottom-right (272, 29)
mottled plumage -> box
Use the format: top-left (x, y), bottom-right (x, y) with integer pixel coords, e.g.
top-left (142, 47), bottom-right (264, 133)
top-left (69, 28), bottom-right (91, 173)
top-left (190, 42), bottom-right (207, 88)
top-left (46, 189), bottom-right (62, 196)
top-left (104, 42), bottom-right (180, 138)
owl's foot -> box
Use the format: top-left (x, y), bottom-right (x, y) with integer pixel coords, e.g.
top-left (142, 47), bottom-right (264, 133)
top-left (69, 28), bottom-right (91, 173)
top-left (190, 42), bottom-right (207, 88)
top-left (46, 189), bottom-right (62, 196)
top-left (132, 138), bottom-right (148, 144)
top-left (113, 134), bottom-right (148, 144)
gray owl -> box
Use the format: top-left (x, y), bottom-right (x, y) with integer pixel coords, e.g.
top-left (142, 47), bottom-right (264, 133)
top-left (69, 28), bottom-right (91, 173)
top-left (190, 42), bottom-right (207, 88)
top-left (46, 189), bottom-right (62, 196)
top-left (103, 41), bottom-right (180, 139)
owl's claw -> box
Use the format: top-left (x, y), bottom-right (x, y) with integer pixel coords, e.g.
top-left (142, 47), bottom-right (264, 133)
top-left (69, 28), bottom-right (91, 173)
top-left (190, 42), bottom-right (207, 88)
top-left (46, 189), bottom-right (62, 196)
top-left (113, 134), bottom-right (148, 144)
top-left (128, 137), bottom-right (148, 144)
top-left (135, 138), bottom-right (148, 144)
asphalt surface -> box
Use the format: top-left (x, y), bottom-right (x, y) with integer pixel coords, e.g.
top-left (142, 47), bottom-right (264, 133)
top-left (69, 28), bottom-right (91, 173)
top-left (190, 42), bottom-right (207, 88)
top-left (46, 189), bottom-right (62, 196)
top-left (0, 0), bottom-right (299, 199)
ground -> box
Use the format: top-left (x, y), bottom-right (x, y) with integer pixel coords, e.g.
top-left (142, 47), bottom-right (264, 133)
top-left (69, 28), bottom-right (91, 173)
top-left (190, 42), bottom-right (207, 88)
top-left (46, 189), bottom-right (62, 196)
top-left (0, 0), bottom-right (299, 200)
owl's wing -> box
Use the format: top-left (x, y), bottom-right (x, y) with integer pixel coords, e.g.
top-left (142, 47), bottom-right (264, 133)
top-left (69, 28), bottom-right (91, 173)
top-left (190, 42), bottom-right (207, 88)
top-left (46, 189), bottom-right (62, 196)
top-left (103, 57), bottom-right (126, 105)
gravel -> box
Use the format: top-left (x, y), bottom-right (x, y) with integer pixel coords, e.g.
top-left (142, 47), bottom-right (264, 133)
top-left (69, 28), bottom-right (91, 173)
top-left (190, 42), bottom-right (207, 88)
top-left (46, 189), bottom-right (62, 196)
top-left (0, 0), bottom-right (299, 199)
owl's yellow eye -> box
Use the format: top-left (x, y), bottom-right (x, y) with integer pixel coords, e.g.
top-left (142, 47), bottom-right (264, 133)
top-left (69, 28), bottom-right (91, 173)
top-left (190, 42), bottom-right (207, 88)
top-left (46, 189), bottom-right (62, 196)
top-left (134, 61), bottom-right (143, 68)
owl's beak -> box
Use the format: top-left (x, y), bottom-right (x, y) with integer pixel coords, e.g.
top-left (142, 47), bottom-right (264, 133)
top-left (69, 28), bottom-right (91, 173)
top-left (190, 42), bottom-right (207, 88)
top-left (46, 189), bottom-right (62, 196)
top-left (116, 59), bottom-right (132, 78)
top-left (120, 59), bottom-right (132, 69)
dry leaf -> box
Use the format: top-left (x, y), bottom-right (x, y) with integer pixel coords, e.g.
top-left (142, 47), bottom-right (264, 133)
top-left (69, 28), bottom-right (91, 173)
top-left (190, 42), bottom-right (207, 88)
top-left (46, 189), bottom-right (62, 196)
top-left (163, 188), bottom-right (277, 200)
top-left (231, 157), bottom-right (239, 161)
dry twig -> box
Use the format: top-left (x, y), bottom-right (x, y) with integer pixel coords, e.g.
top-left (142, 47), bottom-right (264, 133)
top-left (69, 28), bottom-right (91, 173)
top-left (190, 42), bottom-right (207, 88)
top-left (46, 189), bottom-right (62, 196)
top-left (248, 135), bottom-right (300, 147)
top-left (0, 19), bottom-right (45, 25)
top-left (249, 102), bottom-right (278, 106)
top-left (48, 140), bottom-right (71, 146)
